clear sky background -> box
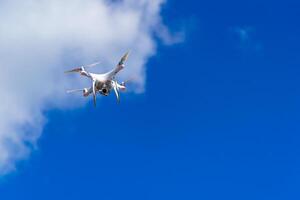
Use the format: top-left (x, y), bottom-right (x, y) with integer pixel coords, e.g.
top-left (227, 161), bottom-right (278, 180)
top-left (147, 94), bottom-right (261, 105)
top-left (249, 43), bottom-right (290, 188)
top-left (1, 0), bottom-right (300, 199)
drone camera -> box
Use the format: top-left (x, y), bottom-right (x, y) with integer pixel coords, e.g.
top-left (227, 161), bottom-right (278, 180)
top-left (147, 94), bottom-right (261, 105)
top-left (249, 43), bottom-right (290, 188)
top-left (100, 88), bottom-right (109, 96)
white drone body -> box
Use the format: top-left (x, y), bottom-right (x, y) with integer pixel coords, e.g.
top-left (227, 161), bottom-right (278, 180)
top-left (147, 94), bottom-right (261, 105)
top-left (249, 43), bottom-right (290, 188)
top-left (65, 52), bottom-right (130, 106)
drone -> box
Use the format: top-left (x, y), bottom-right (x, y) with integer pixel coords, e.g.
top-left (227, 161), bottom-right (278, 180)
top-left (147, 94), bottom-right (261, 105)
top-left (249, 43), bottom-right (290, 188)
top-left (65, 52), bottom-right (130, 106)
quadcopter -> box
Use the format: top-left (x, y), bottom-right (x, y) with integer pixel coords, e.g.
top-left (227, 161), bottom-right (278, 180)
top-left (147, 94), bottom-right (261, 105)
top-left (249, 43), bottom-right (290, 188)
top-left (65, 52), bottom-right (129, 106)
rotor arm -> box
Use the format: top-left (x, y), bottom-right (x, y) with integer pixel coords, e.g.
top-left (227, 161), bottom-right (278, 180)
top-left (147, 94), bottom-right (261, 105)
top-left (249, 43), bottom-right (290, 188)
top-left (103, 52), bottom-right (129, 79)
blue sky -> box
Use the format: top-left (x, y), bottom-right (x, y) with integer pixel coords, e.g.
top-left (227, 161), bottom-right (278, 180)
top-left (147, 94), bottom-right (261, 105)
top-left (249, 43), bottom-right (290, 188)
top-left (1, 0), bottom-right (300, 199)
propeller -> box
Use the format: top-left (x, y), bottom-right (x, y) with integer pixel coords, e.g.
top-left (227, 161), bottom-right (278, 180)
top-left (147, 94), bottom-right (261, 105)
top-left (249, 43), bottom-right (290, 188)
top-left (118, 77), bottom-right (136, 90)
top-left (122, 77), bottom-right (134, 85)
top-left (64, 61), bottom-right (101, 73)
top-left (66, 88), bottom-right (85, 93)
top-left (64, 67), bottom-right (83, 73)
top-left (85, 61), bottom-right (101, 68)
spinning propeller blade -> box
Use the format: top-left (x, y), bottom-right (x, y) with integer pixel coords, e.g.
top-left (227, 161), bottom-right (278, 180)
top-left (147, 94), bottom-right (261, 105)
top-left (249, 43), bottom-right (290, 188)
top-left (66, 89), bottom-right (84, 93)
top-left (85, 61), bottom-right (101, 68)
top-left (64, 67), bottom-right (82, 73)
top-left (64, 61), bottom-right (100, 73)
top-left (123, 77), bottom-right (135, 85)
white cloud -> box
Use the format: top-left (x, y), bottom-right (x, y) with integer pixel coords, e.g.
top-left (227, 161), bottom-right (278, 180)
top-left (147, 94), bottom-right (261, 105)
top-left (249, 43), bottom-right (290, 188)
top-left (230, 26), bottom-right (263, 55)
top-left (231, 26), bottom-right (263, 53)
top-left (0, 0), bottom-right (181, 175)
top-left (233, 26), bottom-right (253, 43)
